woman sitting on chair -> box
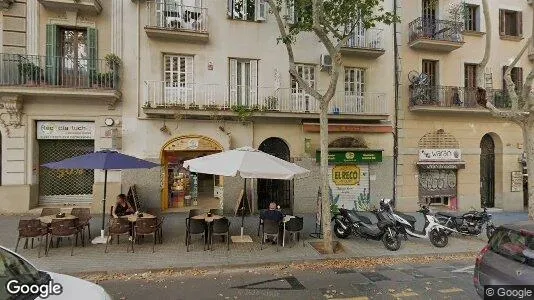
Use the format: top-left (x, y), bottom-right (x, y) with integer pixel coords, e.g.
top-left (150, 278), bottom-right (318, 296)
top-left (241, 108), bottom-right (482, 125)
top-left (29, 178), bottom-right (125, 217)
top-left (113, 194), bottom-right (135, 217)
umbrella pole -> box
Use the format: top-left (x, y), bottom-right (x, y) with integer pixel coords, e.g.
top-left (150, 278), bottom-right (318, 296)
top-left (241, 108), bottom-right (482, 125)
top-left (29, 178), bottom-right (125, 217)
top-left (92, 169), bottom-right (109, 244)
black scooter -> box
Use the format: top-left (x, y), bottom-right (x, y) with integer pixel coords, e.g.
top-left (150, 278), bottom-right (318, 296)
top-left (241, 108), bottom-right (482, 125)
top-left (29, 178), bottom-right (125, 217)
top-left (435, 205), bottom-right (495, 240)
top-left (332, 207), bottom-right (401, 251)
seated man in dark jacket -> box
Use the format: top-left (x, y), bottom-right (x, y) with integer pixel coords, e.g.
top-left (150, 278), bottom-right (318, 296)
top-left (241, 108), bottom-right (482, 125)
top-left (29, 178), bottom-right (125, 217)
top-left (261, 202), bottom-right (284, 222)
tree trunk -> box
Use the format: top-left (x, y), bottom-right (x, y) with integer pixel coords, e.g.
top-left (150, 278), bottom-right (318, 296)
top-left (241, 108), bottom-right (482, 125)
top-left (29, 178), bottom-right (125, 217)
top-left (524, 119), bottom-right (534, 220)
top-left (320, 101), bottom-right (333, 253)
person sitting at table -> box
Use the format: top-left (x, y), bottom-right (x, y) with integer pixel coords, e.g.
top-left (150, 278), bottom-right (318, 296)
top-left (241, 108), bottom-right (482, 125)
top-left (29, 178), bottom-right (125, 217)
top-left (113, 194), bottom-right (135, 218)
top-left (261, 202), bottom-right (284, 244)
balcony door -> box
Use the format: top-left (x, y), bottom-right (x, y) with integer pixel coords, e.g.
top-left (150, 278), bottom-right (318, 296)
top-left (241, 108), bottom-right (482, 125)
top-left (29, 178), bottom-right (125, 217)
top-left (464, 64), bottom-right (477, 106)
top-left (156, 0), bottom-right (203, 30)
top-left (345, 67), bottom-right (365, 113)
top-left (422, 0), bottom-right (437, 37)
top-left (422, 60), bottom-right (438, 104)
top-left (59, 28), bottom-right (88, 87)
top-left (229, 58), bottom-right (258, 107)
top-left (347, 19), bottom-right (366, 48)
top-left (291, 64), bottom-right (316, 112)
top-left (164, 55), bottom-right (194, 105)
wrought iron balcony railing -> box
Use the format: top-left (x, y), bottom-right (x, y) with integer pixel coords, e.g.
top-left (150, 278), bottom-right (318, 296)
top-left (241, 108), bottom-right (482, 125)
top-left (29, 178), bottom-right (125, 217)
top-left (409, 17), bottom-right (464, 44)
top-left (409, 85), bottom-right (511, 109)
top-left (144, 82), bottom-right (388, 115)
top-left (146, 1), bottom-right (208, 33)
top-left (0, 53), bottom-right (119, 89)
top-left (346, 28), bottom-right (384, 50)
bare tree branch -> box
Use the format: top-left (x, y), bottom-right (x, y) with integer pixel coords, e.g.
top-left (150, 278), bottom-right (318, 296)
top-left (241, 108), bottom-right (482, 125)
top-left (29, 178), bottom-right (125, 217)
top-left (266, 0), bottom-right (322, 100)
top-left (311, 0), bottom-right (336, 56)
top-left (486, 101), bottom-right (528, 125)
top-left (477, 0), bottom-right (491, 88)
top-left (523, 68), bottom-right (534, 110)
top-left (504, 36), bottom-right (532, 111)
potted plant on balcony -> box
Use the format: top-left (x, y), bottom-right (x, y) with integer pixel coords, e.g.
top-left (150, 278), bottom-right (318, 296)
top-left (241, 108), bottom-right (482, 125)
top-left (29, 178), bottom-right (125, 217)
top-left (205, 103), bottom-right (220, 110)
top-left (104, 53), bottom-right (121, 88)
top-left (19, 62), bottom-right (42, 86)
top-left (92, 72), bottom-right (115, 88)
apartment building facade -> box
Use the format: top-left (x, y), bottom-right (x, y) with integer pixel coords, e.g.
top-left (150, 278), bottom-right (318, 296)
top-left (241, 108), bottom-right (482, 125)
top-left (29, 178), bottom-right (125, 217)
top-left (0, 0), bottom-right (122, 213)
top-left (397, 0), bottom-right (531, 212)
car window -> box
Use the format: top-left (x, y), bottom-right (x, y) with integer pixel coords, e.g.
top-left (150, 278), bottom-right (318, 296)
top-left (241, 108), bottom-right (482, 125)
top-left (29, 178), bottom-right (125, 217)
top-left (489, 228), bottom-right (534, 267)
top-left (0, 248), bottom-right (40, 299)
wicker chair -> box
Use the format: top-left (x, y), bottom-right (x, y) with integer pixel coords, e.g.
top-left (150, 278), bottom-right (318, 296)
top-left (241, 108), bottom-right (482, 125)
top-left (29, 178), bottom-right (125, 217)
top-left (261, 219), bottom-right (280, 251)
top-left (40, 208), bottom-right (61, 217)
top-left (47, 219), bottom-right (80, 256)
top-left (285, 216), bottom-right (304, 247)
top-left (210, 217), bottom-right (230, 251)
top-left (105, 218), bottom-right (133, 253)
top-left (71, 208), bottom-right (91, 246)
top-left (134, 218), bottom-right (158, 253)
top-left (186, 218), bottom-right (206, 252)
top-left (15, 219), bottom-right (48, 258)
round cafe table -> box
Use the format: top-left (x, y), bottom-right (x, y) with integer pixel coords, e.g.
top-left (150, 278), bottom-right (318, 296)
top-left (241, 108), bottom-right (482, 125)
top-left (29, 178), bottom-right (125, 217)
top-left (192, 213), bottom-right (222, 223)
top-left (120, 213), bottom-right (156, 223)
top-left (38, 214), bottom-right (78, 224)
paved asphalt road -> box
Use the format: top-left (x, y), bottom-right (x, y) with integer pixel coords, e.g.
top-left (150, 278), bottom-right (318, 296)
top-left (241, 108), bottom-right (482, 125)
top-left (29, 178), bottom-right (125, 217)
top-left (98, 259), bottom-right (479, 300)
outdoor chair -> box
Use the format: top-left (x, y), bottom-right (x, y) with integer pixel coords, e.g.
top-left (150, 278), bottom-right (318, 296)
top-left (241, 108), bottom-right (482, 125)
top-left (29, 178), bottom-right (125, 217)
top-left (185, 209), bottom-right (203, 242)
top-left (40, 207), bottom-right (60, 217)
top-left (15, 219), bottom-right (48, 258)
top-left (71, 208), bottom-right (91, 246)
top-left (105, 217), bottom-right (133, 253)
top-left (186, 218), bottom-right (207, 252)
top-left (261, 219), bottom-right (280, 251)
top-left (147, 208), bottom-right (165, 244)
top-left (209, 209), bottom-right (223, 216)
top-left (285, 216), bottom-right (304, 247)
top-left (257, 209), bottom-right (267, 236)
top-left (134, 218), bottom-right (158, 253)
top-left (47, 219), bottom-right (80, 256)
top-left (210, 217), bottom-right (230, 251)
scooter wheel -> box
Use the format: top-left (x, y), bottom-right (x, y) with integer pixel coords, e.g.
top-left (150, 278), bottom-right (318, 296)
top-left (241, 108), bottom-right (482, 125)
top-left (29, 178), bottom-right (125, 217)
top-left (486, 225), bottom-right (495, 240)
top-left (429, 229), bottom-right (448, 248)
top-left (382, 230), bottom-right (401, 251)
top-left (334, 222), bottom-right (350, 239)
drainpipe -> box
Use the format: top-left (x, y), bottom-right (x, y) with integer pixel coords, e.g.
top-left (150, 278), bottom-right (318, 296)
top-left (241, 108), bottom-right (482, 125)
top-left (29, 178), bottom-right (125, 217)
top-left (392, 0), bottom-right (400, 203)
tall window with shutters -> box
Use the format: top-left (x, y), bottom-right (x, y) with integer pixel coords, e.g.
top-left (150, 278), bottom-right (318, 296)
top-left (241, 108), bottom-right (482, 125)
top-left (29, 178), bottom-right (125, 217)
top-left (229, 58), bottom-right (258, 106)
top-left (345, 67), bottom-right (365, 113)
top-left (464, 5), bottom-right (479, 32)
top-left (499, 9), bottom-right (522, 37)
top-left (291, 64), bottom-right (316, 112)
top-left (164, 55), bottom-right (194, 105)
top-left (227, 0), bottom-right (267, 21)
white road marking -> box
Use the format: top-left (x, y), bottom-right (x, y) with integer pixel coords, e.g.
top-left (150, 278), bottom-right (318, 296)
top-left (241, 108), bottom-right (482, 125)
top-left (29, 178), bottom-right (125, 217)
top-left (451, 265), bottom-right (475, 274)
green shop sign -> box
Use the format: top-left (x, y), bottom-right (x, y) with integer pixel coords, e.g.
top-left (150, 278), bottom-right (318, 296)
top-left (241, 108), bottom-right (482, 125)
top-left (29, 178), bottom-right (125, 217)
top-left (316, 150), bottom-right (383, 164)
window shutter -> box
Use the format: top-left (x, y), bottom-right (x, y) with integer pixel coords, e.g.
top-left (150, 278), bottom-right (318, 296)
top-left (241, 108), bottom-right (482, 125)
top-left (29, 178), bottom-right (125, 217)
top-left (227, 0), bottom-right (234, 18)
top-left (45, 24), bottom-right (58, 85)
top-left (499, 10), bottom-right (505, 36)
top-left (185, 56), bottom-right (194, 104)
top-left (255, 0), bottom-right (267, 21)
top-left (87, 28), bottom-right (98, 85)
top-left (249, 60), bottom-right (258, 104)
top-left (229, 59), bottom-right (238, 105)
top-left (518, 11), bottom-right (523, 37)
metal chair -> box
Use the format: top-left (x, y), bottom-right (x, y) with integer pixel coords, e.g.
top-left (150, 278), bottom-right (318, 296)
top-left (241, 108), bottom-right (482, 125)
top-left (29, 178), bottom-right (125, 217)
top-left (257, 209), bottom-right (267, 236)
top-left (146, 208), bottom-right (165, 244)
top-left (209, 209), bottom-right (223, 216)
top-left (47, 219), bottom-right (79, 256)
top-left (185, 209), bottom-right (203, 243)
top-left (261, 219), bottom-right (280, 251)
top-left (134, 218), bottom-right (158, 253)
top-left (210, 218), bottom-right (230, 251)
top-left (186, 218), bottom-right (207, 252)
top-left (285, 216), bottom-right (304, 247)
top-left (105, 218), bottom-right (133, 253)
top-left (40, 208), bottom-right (60, 217)
top-left (71, 208), bottom-right (91, 245)
top-left (15, 219), bottom-right (48, 258)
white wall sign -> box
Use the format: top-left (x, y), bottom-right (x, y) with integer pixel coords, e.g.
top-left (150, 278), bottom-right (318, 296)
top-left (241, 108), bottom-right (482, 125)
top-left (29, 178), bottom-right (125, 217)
top-left (37, 121), bottom-right (95, 140)
top-left (419, 149), bottom-right (461, 161)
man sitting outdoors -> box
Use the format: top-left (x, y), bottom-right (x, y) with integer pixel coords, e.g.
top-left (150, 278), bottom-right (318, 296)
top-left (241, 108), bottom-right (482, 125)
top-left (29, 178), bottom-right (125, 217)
top-left (260, 202), bottom-right (284, 244)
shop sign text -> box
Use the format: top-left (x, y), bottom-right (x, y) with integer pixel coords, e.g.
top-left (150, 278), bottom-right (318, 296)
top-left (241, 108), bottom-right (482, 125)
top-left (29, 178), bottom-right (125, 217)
top-left (332, 165), bottom-right (360, 186)
top-left (37, 121), bottom-right (95, 140)
top-left (419, 149), bottom-right (461, 161)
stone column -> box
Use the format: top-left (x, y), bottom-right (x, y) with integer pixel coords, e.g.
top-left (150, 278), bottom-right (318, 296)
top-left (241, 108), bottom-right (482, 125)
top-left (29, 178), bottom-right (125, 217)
top-left (26, 0), bottom-right (39, 55)
top-left (111, 0), bottom-right (123, 56)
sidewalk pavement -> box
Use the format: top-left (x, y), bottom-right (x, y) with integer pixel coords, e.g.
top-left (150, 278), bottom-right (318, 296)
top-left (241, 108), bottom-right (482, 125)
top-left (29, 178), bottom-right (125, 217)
top-left (0, 211), bottom-right (528, 275)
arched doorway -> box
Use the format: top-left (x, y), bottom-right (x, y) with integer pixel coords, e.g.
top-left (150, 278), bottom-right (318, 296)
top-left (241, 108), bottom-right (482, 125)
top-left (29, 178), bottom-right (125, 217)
top-left (480, 134), bottom-right (495, 207)
top-left (257, 137), bottom-right (292, 211)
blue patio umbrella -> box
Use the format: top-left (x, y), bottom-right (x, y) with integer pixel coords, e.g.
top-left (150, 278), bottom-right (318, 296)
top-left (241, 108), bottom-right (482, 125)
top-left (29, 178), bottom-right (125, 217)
top-left (42, 150), bottom-right (159, 243)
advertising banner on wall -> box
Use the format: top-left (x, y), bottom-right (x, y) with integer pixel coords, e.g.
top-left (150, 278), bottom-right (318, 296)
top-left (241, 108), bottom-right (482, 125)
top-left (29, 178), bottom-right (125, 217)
top-left (37, 121), bottom-right (95, 140)
top-left (329, 164), bottom-right (370, 211)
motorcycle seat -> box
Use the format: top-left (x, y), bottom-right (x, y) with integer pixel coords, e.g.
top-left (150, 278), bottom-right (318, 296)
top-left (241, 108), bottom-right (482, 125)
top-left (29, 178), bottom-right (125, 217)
top-left (395, 211), bottom-right (416, 223)
top-left (436, 211), bottom-right (461, 218)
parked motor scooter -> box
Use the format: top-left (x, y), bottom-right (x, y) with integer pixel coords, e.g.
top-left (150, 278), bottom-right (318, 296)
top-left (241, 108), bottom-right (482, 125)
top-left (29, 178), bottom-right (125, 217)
top-left (380, 199), bottom-right (449, 248)
top-left (435, 204), bottom-right (495, 240)
top-left (332, 206), bottom-right (401, 251)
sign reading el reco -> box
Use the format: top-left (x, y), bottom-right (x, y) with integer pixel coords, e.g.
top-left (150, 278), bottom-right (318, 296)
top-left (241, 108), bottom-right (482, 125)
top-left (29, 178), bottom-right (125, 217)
top-left (332, 165), bottom-right (360, 186)
top-left (37, 121), bottom-right (95, 140)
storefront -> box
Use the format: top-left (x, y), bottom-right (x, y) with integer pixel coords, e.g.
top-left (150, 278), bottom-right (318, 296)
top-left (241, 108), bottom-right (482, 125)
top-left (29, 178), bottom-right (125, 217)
top-left (417, 148), bottom-right (465, 209)
top-left (160, 135), bottom-right (224, 211)
top-left (37, 121), bottom-right (96, 205)
top-left (317, 148), bottom-right (383, 211)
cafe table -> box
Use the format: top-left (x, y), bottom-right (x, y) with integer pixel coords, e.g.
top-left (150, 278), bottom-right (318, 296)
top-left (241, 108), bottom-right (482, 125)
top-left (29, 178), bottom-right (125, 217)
top-left (38, 214), bottom-right (78, 225)
top-left (282, 215), bottom-right (295, 247)
top-left (121, 213), bottom-right (156, 223)
top-left (191, 213), bottom-right (222, 248)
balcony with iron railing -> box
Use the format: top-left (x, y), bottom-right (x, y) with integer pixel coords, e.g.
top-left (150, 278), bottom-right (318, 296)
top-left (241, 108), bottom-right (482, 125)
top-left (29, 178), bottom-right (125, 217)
top-left (408, 17), bottom-right (464, 52)
top-left (145, 1), bottom-right (208, 42)
top-left (38, 0), bottom-right (102, 15)
top-left (409, 85), bottom-right (511, 112)
top-left (0, 53), bottom-right (121, 106)
top-left (143, 82), bottom-right (388, 120)
top-left (341, 28), bottom-right (385, 58)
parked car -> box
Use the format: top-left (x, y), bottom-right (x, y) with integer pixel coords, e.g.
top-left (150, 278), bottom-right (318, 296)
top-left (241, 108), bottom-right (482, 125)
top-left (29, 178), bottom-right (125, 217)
top-left (0, 245), bottom-right (111, 299)
top-left (474, 221), bottom-right (534, 297)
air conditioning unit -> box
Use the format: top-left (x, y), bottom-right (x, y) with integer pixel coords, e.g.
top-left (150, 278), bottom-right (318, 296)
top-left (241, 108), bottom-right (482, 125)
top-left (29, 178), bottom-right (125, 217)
top-left (320, 54), bottom-right (332, 71)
